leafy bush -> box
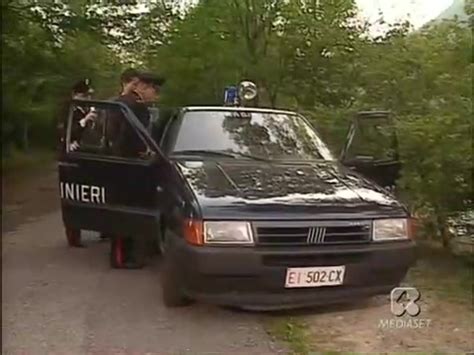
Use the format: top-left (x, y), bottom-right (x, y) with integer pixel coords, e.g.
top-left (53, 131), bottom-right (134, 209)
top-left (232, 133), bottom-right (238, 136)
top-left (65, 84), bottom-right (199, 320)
top-left (2, 1), bottom-right (471, 248)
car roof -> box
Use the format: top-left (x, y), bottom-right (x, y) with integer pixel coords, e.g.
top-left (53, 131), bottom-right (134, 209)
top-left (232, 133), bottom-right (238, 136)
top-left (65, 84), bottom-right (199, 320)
top-left (182, 106), bottom-right (298, 116)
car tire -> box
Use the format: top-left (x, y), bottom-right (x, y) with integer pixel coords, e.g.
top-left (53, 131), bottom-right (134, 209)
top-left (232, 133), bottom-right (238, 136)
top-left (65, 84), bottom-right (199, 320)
top-left (161, 255), bottom-right (192, 307)
top-left (148, 231), bottom-right (162, 256)
top-left (160, 231), bottom-right (192, 307)
top-left (65, 227), bottom-right (83, 247)
top-left (149, 237), bottom-right (161, 256)
top-left (158, 230), bottom-right (166, 256)
top-left (155, 220), bottom-right (167, 256)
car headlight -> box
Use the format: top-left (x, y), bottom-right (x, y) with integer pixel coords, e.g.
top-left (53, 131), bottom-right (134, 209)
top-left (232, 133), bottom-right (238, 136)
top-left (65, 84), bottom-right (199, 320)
top-left (204, 221), bottom-right (254, 245)
top-left (373, 218), bottom-right (410, 241)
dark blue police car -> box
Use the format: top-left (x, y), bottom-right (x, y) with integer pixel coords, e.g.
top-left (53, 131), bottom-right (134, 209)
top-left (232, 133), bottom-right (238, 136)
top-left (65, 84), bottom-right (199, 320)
top-left (58, 84), bottom-right (416, 309)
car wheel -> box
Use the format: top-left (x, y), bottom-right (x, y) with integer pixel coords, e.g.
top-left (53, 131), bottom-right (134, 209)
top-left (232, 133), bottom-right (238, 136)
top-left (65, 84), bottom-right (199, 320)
top-left (161, 255), bottom-right (192, 307)
top-left (158, 230), bottom-right (166, 255)
top-left (110, 236), bottom-right (125, 269)
top-left (148, 223), bottom-right (165, 257)
top-left (149, 236), bottom-right (161, 256)
top-left (155, 220), bottom-right (167, 256)
top-left (65, 227), bottom-right (83, 247)
top-left (160, 231), bottom-right (192, 307)
top-left (149, 229), bottom-right (163, 257)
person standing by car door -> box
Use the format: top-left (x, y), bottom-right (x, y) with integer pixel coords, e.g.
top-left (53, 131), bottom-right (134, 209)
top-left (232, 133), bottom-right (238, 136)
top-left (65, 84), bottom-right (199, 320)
top-left (113, 72), bottom-right (164, 157)
top-left (110, 72), bottom-right (165, 268)
top-left (104, 68), bottom-right (142, 152)
top-left (57, 79), bottom-right (95, 154)
top-left (57, 78), bottom-right (96, 247)
top-left (120, 68), bottom-right (140, 96)
top-left (69, 80), bottom-right (96, 152)
top-left (99, 68), bottom-right (142, 242)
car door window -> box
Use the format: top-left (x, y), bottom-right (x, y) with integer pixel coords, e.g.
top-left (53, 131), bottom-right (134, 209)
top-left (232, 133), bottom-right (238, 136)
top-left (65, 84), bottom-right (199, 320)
top-left (345, 119), bottom-right (397, 162)
top-left (66, 101), bottom-right (153, 160)
top-left (160, 115), bottom-right (182, 155)
top-left (150, 108), bottom-right (176, 148)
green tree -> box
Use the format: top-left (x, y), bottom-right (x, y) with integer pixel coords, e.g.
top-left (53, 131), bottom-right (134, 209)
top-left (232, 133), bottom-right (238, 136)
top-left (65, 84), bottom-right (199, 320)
top-left (1, 0), bottom-right (126, 153)
top-left (352, 19), bottom-right (472, 245)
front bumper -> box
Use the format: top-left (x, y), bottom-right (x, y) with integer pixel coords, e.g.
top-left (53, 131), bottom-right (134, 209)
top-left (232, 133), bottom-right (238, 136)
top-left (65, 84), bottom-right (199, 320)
top-left (170, 238), bottom-right (417, 309)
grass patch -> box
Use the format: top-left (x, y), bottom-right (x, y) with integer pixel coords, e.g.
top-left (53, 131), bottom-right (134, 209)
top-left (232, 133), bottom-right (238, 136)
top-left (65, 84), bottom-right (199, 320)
top-left (2, 149), bottom-right (54, 176)
top-left (265, 317), bottom-right (314, 355)
top-left (406, 242), bottom-right (473, 305)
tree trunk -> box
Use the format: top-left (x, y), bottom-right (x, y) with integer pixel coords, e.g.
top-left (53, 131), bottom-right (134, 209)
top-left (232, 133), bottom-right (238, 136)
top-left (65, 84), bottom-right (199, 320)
top-left (22, 120), bottom-right (29, 151)
top-left (436, 213), bottom-right (451, 249)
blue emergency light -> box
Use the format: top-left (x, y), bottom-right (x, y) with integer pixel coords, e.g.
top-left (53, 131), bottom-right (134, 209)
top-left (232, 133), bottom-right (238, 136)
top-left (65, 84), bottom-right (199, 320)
top-left (224, 81), bottom-right (258, 107)
top-left (224, 86), bottom-right (238, 106)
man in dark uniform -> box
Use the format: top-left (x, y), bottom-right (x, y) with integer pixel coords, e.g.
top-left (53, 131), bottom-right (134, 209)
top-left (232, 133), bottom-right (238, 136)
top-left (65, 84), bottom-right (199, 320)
top-left (120, 68), bottom-right (140, 96)
top-left (100, 68), bottom-right (141, 242)
top-left (113, 72), bottom-right (164, 157)
top-left (57, 79), bottom-right (95, 153)
top-left (104, 68), bottom-right (141, 152)
top-left (110, 72), bottom-right (165, 268)
top-left (57, 79), bottom-right (95, 247)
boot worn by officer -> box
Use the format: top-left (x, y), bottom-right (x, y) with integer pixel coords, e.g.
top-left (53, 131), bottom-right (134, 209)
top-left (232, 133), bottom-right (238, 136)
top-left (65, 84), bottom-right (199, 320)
top-left (110, 235), bottom-right (147, 269)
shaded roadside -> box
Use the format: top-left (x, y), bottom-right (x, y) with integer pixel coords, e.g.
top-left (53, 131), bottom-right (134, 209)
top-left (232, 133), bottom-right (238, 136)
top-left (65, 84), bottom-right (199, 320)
top-left (2, 159), bottom-right (59, 234)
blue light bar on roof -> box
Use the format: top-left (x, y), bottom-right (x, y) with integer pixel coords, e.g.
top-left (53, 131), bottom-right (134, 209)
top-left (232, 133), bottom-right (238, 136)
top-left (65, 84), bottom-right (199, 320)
top-left (224, 86), bottom-right (238, 106)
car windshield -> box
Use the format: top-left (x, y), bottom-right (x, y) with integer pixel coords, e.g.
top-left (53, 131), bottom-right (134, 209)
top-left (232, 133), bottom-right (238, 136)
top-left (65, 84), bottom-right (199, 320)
top-left (171, 110), bottom-right (335, 161)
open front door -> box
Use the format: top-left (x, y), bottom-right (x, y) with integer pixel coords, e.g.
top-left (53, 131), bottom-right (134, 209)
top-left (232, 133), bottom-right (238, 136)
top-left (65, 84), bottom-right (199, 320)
top-left (58, 99), bottom-right (168, 239)
top-left (339, 111), bottom-right (400, 191)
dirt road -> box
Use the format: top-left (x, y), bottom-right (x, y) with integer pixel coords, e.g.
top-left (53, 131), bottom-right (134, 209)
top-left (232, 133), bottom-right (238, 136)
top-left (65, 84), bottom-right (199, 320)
top-left (2, 166), bottom-right (286, 354)
top-left (2, 164), bottom-right (473, 354)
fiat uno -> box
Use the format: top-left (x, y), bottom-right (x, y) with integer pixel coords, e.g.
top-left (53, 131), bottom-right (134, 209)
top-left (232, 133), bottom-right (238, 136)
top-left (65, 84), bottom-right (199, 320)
top-left (58, 91), bottom-right (416, 309)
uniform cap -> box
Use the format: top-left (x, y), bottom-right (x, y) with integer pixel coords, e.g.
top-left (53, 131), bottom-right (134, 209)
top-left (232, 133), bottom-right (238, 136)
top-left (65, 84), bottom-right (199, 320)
top-left (72, 78), bottom-right (93, 94)
top-left (137, 72), bottom-right (166, 90)
top-left (121, 68), bottom-right (139, 83)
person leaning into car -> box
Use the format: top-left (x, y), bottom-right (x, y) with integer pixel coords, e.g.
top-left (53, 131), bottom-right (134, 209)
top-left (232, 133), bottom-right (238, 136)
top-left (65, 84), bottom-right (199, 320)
top-left (113, 71), bottom-right (164, 157)
top-left (109, 72), bottom-right (165, 268)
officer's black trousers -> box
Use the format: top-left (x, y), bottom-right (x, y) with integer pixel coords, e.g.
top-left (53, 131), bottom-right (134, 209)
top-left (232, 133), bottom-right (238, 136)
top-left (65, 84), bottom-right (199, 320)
top-left (126, 235), bottom-right (147, 266)
top-left (112, 235), bottom-right (147, 268)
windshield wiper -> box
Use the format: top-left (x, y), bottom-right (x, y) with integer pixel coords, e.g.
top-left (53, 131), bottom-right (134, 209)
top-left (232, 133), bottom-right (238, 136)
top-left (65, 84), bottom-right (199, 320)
top-left (173, 150), bottom-right (270, 162)
top-left (228, 151), bottom-right (270, 162)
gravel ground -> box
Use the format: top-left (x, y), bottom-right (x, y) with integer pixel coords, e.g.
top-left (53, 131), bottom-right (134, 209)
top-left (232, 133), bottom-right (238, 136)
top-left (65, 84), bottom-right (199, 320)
top-left (2, 166), bottom-right (286, 354)
top-left (3, 164), bottom-right (472, 354)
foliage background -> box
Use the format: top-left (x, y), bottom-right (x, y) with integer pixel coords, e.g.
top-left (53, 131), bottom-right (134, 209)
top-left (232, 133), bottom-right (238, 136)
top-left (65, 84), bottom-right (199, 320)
top-left (2, 0), bottom-right (472, 246)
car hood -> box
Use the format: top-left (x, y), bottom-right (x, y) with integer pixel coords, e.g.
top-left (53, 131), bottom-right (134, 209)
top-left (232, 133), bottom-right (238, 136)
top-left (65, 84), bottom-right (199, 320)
top-left (175, 159), bottom-right (406, 219)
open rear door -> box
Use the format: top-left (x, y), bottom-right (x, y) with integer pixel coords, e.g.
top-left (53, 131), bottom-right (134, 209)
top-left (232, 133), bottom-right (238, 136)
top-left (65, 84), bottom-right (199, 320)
top-left (339, 111), bottom-right (400, 191)
top-left (58, 99), bottom-right (168, 238)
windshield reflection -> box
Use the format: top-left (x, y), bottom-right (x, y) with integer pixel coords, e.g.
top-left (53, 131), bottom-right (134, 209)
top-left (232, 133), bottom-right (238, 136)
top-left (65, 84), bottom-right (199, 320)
top-left (172, 111), bottom-right (334, 161)
top-left (177, 160), bottom-right (399, 208)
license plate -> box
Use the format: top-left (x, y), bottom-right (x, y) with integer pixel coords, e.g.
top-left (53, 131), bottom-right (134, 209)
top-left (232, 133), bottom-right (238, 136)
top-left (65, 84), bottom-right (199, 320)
top-left (285, 266), bottom-right (345, 288)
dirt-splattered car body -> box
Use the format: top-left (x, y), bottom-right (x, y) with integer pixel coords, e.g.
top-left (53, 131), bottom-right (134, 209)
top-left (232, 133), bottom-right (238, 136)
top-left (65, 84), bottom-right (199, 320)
top-left (58, 102), bottom-right (416, 309)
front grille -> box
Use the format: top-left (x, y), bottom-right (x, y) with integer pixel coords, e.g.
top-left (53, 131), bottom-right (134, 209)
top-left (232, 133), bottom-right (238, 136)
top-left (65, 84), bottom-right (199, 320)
top-left (255, 221), bottom-right (372, 246)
